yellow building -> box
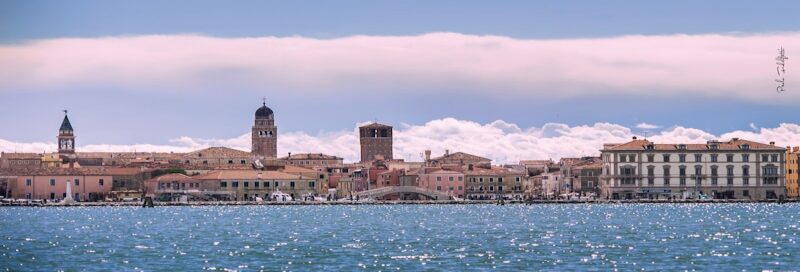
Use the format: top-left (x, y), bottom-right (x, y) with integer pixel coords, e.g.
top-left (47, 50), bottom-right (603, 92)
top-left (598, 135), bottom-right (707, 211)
top-left (787, 147), bottom-right (799, 198)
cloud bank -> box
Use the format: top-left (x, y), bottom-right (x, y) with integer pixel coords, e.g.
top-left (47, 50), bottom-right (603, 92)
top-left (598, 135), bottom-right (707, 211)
top-left (1, 32), bottom-right (798, 102)
top-left (3, 118), bottom-right (800, 164)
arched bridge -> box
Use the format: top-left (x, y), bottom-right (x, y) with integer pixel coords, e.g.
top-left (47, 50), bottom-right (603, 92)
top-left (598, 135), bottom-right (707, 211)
top-left (355, 186), bottom-right (456, 200)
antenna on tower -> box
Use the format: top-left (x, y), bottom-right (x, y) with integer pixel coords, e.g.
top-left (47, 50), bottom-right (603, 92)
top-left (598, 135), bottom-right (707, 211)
top-left (262, 97), bottom-right (267, 106)
top-left (63, 109), bottom-right (68, 116)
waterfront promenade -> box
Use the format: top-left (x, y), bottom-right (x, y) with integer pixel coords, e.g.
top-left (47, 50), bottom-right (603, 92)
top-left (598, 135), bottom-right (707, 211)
top-left (2, 198), bottom-right (796, 207)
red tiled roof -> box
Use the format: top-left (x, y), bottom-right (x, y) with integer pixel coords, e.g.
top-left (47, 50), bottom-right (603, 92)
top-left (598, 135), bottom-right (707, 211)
top-left (603, 138), bottom-right (784, 151)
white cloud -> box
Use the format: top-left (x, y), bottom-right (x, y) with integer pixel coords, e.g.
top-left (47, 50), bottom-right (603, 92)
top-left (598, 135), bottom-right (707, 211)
top-left (3, 118), bottom-right (800, 164)
top-left (1, 33), bottom-right (799, 102)
top-left (636, 123), bottom-right (661, 130)
top-left (750, 122), bottom-right (759, 130)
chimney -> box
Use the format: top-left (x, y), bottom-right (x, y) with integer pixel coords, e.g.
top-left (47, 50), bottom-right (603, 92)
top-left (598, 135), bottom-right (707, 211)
top-left (424, 150), bottom-right (431, 162)
top-left (770, 141), bottom-right (775, 146)
top-left (445, 149), bottom-right (450, 156)
top-left (632, 136), bottom-right (638, 140)
top-left (732, 138), bottom-right (739, 141)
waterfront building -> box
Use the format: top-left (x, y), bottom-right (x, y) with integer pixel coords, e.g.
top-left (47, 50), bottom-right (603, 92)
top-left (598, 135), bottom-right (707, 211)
top-left (464, 166), bottom-right (524, 200)
top-left (417, 169), bottom-right (465, 199)
top-left (3, 168), bottom-right (112, 201)
top-left (252, 101), bottom-right (278, 159)
top-left (282, 165), bottom-right (329, 195)
top-left (787, 147), bottom-right (799, 198)
top-left (359, 123), bottom-right (393, 162)
top-left (573, 159), bottom-right (602, 196)
top-left (194, 170), bottom-right (319, 201)
top-left (600, 137), bottom-right (786, 200)
top-left (559, 157), bottom-right (602, 196)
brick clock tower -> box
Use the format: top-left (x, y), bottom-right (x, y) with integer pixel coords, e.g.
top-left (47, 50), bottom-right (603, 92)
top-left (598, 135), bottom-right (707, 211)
top-left (252, 100), bottom-right (277, 158)
top-left (58, 110), bottom-right (75, 154)
top-left (359, 123), bottom-right (393, 162)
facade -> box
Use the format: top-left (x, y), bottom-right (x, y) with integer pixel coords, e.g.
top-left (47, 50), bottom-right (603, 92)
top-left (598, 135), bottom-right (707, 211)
top-left (417, 169), bottom-right (465, 199)
top-left (464, 167), bottom-right (524, 200)
top-left (600, 138), bottom-right (786, 200)
top-left (281, 153), bottom-right (344, 167)
top-left (196, 170), bottom-right (319, 201)
top-left (359, 123), bottom-right (393, 162)
top-left (431, 151), bottom-right (491, 167)
top-left (6, 168), bottom-right (112, 201)
top-left (252, 101), bottom-right (278, 158)
top-left (787, 147), bottom-right (799, 198)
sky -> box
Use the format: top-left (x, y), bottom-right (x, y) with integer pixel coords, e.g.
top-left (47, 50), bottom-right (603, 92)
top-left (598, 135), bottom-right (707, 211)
top-left (0, 0), bottom-right (799, 163)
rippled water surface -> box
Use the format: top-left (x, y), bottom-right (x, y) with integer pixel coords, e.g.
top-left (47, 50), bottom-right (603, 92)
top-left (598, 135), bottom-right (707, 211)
top-left (1, 204), bottom-right (799, 271)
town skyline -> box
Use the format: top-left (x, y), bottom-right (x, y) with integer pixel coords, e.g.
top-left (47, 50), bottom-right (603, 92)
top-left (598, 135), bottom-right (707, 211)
top-left (2, 105), bottom-right (800, 165)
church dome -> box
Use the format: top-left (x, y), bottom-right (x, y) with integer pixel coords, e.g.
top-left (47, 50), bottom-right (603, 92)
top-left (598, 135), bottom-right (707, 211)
top-left (255, 102), bottom-right (273, 118)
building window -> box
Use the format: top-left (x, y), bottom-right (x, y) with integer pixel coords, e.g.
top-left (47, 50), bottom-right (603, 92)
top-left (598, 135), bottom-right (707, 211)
top-left (74, 179), bottom-right (79, 186)
top-left (679, 154), bottom-right (686, 162)
top-left (26, 179), bottom-right (32, 186)
top-left (99, 179), bottom-right (104, 186)
top-left (663, 154), bottom-right (670, 162)
top-left (694, 166), bottom-right (702, 176)
top-left (309, 181), bottom-right (315, 188)
top-left (762, 154), bottom-right (769, 162)
top-left (771, 154), bottom-right (779, 162)
top-left (50, 179), bottom-right (56, 186)
top-left (221, 182), bottom-right (227, 187)
top-left (710, 154), bottom-right (718, 162)
top-left (437, 176), bottom-right (442, 181)
top-left (742, 154), bottom-right (750, 162)
top-left (711, 177), bottom-right (717, 185)
top-left (265, 182), bottom-right (270, 188)
top-left (726, 154), bottom-right (734, 162)
top-left (202, 160), bottom-right (208, 165)
top-left (436, 186), bottom-right (442, 191)
top-left (620, 155), bottom-right (627, 162)
top-left (694, 154), bottom-right (702, 162)
top-left (290, 181), bottom-right (295, 188)
top-left (479, 178), bottom-right (483, 182)
top-left (743, 190), bottom-right (750, 197)
top-left (648, 178), bottom-right (654, 185)
top-left (727, 178), bottom-right (733, 185)
top-left (647, 155), bottom-right (654, 162)
top-left (244, 182), bottom-right (249, 188)
top-left (449, 176), bottom-right (454, 181)
top-left (228, 160), bottom-right (233, 164)
top-left (459, 177), bottom-right (464, 181)
top-left (232, 182), bottom-right (239, 188)
top-left (274, 182), bottom-right (279, 188)
top-left (50, 193), bottom-right (55, 199)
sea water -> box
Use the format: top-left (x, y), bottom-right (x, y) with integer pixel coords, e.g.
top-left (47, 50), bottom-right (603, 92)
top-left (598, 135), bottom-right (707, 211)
top-left (1, 204), bottom-right (798, 271)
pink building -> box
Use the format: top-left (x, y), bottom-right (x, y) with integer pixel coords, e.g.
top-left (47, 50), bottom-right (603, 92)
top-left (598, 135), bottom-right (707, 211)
top-left (9, 169), bottom-right (112, 201)
top-left (417, 169), bottom-right (465, 198)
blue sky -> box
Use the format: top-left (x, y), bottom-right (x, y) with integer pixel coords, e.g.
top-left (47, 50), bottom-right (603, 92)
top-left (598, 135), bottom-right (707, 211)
top-left (0, 0), bottom-right (799, 160)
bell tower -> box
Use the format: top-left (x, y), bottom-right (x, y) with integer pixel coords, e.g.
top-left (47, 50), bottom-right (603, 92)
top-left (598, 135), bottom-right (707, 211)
top-left (58, 110), bottom-right (75, 154)
top-left (252, 99), bottom-right (277, 158)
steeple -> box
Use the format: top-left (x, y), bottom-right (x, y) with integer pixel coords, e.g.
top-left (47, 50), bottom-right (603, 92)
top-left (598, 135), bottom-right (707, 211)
top-left (58, 110), bottom-right (75, 154)
top-left (60, 110), bottom-right (73, 133)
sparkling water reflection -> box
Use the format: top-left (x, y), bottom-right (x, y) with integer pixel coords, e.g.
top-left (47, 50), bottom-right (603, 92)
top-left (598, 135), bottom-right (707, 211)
top-left (1, 204), bottom-right (798, 271)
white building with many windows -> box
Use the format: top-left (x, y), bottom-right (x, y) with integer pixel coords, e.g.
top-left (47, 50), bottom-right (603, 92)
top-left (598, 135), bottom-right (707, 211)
top-left (600, 137), bottom-right (785, 200)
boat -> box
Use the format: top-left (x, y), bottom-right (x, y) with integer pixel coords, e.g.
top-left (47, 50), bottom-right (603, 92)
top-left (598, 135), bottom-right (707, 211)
top-left (270, 191), bottom-right (293, 202)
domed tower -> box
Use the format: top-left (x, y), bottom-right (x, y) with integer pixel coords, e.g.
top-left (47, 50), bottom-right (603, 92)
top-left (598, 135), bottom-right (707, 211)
top-left (58, 110), bottom-right (75, 154)
top-left (251, 100), bottom-right (277, 158)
